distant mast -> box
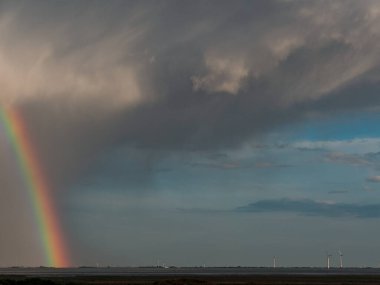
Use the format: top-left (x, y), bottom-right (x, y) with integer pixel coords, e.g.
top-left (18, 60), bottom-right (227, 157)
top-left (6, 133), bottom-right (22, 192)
top-left (338, 250), bottom-right (343, 268)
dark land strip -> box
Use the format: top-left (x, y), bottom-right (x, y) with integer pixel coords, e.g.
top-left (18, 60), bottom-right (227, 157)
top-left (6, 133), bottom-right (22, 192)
top-left (2, 274), bottom-right (380, 285)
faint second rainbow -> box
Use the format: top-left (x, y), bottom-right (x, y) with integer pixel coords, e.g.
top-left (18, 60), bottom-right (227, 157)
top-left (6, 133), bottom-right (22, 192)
top-left (0, 106), bottom-right (70, 267)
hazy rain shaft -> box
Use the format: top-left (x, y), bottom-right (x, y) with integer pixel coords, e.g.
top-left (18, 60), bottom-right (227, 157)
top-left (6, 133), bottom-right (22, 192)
top-left (0, 0), bottom-right (380, 267)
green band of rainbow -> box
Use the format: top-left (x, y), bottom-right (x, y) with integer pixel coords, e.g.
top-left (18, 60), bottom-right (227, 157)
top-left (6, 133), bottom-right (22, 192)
top-left (0, 107), bottom-right (69, 267)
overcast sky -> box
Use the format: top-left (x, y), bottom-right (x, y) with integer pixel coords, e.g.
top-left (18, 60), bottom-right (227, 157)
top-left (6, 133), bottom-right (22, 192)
top-left (1, 0), bottom-right (380, 267)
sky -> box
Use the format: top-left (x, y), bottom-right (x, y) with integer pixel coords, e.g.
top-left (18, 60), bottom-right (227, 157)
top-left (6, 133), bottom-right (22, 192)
top-left (1, 0), bottom-right (380, 268)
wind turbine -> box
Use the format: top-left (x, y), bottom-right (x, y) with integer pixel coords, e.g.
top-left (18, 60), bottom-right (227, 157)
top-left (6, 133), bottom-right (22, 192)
top-left (273, 256), bottom-right (276, 269)
top-left (326, 252), bottom-right (332, 269)
top-left (338, 250), bottom-right (343, 268)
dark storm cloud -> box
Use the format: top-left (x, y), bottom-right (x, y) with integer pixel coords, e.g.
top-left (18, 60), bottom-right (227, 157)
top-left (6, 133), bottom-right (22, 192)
top-left (0, 0), bottom-right (380, 191)
top-left (236, 198), bottom-right (380, 218)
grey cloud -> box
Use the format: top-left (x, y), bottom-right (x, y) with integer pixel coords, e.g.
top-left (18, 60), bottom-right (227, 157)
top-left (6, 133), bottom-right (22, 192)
top-left (328, 190), bottom-right (349, 194)
top-left (254, 161), bottom-right (292, 168)
top-left (367, 176), bottom-right (380, 183)
top-left (0, 0), bottom-right (379, 193)
top-left (236, 198), bottom-right (380, 218)
top-left (366, 152), bottom-right (380, 157)
top-left (188, 161), bottom-right (241, 170)
top-left (187, 158), bottom-right (291, 170)
top-left (292, 138), bottom-right (380, 154)
top-left (325, 152), bottom-right (371, 165)
top-left (118, 0), bottom-right (380, 150)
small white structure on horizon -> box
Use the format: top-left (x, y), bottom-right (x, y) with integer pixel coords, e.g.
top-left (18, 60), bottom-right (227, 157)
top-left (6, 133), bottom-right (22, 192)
top-left (326, 252), bottom-right (332, 269)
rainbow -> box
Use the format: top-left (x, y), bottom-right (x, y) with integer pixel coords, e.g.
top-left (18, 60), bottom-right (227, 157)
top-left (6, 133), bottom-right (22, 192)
top-left (0, 106), bottom-right (70, 267)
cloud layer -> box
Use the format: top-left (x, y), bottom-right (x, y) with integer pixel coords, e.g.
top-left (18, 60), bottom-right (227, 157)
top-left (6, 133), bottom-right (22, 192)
top-left (236, 198), bottom-right (380, 218)
top-left (0, 0), bottom-right (380, 191)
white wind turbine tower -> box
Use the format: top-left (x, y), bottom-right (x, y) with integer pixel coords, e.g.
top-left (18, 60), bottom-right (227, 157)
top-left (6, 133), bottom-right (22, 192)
top-left (326, 252), bottom-right (332, 269)
top-left (273, 256), bottom-right (276, 269)
top-left (338, 250), bottom-right (343, 268)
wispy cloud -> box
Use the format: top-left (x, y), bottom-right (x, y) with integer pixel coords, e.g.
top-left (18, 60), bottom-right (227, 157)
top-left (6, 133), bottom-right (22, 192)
top-left (188, 161), bottom-right (241, 170)
top-left (292, 138), bottom-right (380, 154)
top-left (325, 152), bottom-right (371, 165)
top-left (188, 160), bottom-right (291, 170)
top-left (254, 161), bottom-right (293, 168)
top-left (367, 175), bottom-right (380, 183)
top-left (328, 190), bottom-right (349, 194)
top-left (236, 198), bottom-right (380, 218)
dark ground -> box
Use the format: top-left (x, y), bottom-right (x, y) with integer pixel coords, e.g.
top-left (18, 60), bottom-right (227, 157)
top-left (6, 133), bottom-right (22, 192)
top-left (2, 268), bottom-right (380, 285)
top-left (2, 274), bottom-right (380, 285)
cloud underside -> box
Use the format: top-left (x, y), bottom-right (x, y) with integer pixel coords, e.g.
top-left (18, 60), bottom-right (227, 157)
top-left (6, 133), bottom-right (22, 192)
top-left (0, 0), bottom-right (379, 191)
top-left (236, 199), bottom-right (380, 218)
